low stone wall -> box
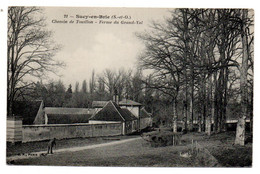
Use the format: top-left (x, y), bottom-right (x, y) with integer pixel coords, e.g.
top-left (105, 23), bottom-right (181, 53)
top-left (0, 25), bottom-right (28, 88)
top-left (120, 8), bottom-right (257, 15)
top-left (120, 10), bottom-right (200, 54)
top-left (22, 123), bottom-right (123, 142)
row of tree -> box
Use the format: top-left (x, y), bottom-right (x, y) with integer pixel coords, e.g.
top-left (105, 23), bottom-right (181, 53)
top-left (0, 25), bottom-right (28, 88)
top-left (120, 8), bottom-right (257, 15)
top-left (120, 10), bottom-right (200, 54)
top-left (137, 9), bottom-right (253, 145)
top-left (29, 69), bottom-right (147, 108)
top-left (36, 69), bottom-right (169, 114)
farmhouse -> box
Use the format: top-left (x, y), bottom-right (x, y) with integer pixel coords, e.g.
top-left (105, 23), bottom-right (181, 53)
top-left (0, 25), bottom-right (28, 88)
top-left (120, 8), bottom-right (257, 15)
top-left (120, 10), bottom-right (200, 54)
top-left (119, 99), bottom-right (152, 130)
top-left (119, 99), bottom-right (142, 117)
top-left (90, 98), bottom-right (153, 132)
top-left (89, 101), bottom-right (138, 135)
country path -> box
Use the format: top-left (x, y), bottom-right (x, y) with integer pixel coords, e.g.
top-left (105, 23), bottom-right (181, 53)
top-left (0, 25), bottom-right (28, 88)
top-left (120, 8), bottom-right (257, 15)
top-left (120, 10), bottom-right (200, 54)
top-left (7, 137), bottom-right (142, 162)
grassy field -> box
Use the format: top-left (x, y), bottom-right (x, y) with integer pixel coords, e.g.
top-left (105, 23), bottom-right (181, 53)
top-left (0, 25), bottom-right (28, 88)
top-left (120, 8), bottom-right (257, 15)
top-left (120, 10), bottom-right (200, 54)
top-left (7, 131), bottom-right (252, 167)
top-left (200, 132), bottom-right (252, 167)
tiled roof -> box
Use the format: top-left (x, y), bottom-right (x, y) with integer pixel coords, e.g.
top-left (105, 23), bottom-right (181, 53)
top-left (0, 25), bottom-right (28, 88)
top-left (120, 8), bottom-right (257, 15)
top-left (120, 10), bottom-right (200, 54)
top-left (92, 101), bottom-right (109, 108)
top-left (89, 101), bottom-right (137, 122)
top-left (119, 99), bottom-right (142, 106)
top-left (47, 114), bottom-right (93, 124)
top-left (44, 107), bottom-right (94, 115)
top-left (121, 108), bottom-right (138, 121)
top-left (140, 107), bottom-right (152, 118)
top-left (13, 100), bottom-right (43, 125)
top-left (44, 107), bottom-right (95, 124)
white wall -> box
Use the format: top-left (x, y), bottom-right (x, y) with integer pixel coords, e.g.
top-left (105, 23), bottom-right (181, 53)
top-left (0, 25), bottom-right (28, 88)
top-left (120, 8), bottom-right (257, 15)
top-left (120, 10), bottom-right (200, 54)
top-left (121, 105), bottom-right (139, 118)
top-left (22, 122), bottom-right (123, 142)
top-left (88, 120), bottom-right (120, 124)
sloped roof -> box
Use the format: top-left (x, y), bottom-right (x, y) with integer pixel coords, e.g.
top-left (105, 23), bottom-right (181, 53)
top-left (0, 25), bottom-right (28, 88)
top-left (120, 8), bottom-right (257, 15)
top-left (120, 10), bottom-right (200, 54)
top-left (47, 114), bottom-right (93, 124)
top-left (44, 107), bottom-right (94, 115)
top-left (89, 101), bottom-right (137, 122)
top-left (140, 107), bottom-right (152, 118)
top-left (92, 101), bottom-right (108, 108)
top-left (119, 99), bottom-right (142, 106)
top-left (121, 108), bottom-right (138, 121)
top-left (12, 100), bottom-right (43, 125)
top-left (44, 107), bottom-right (95, 124)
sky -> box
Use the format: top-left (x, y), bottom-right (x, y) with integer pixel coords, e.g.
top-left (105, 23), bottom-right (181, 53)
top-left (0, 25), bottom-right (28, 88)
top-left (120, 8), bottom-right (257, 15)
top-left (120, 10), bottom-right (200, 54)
top-left (40, 7), bottom-right (172, 88)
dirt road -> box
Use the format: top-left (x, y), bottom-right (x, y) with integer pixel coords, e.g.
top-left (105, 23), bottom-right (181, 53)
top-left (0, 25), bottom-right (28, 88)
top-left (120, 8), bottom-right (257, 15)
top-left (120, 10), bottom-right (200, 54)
top-left (7, 137), bottom-right (141, 162)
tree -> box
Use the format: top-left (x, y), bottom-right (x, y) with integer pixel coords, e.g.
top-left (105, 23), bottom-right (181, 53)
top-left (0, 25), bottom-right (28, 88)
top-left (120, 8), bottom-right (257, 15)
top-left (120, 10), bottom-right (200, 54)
top-left (81, 80), bottom-right (87, 93)
top-left (7, 7), bottom-right (63, 116)
top-left (36, 80), bottom-right (66, 107)
top-left (75, 81), bottom-right (79, 93)
top-left (137, 8), bottom-right (253, 139)
top-left (235, 9), bottom-right (252, 145)
top-left (89, 70), bottom-right (96, 97)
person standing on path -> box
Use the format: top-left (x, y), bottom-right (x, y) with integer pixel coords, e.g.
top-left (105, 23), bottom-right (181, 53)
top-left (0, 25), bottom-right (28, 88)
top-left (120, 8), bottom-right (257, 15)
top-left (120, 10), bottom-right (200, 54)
top-left (47, 138), bottom-right (56, 154)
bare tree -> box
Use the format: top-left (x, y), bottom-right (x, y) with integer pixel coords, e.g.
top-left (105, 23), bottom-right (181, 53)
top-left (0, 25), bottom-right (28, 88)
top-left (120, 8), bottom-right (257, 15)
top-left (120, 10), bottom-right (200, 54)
top-left (81, 80), bottom-right (87, 93)
top-left (89, 70), bottom-right (96, 96)
top-left (137, 8), bottom-right (253, 140)
top-left (99, 69), bottom-right (117, 98)
top-left (235, 9), bottom-right (253, 145)
top-left (7, 7), bottom-right (63, 116)
top-left (99, 68), bottom-right (130, 100)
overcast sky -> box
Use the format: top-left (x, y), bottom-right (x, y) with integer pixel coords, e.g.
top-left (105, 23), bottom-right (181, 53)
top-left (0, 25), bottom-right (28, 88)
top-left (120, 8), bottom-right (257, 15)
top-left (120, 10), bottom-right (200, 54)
top-left (41, 7), bottom-right (171, 88)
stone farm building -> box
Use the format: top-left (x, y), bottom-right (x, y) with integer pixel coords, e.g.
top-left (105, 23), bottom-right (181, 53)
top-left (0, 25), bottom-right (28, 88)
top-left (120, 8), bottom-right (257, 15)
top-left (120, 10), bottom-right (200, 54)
top-left (34, 107), bottom-right (95, 124)
top-left (119, 99), bottom-right (143, 117)
top-left (11, 97), bottom-right (153, 135)
top-left (92, 99), bottom-right (153, 132)
top-left (89, 101), bottom-right (139, 135)
top-left (119, 99), bottom-right (152, 130)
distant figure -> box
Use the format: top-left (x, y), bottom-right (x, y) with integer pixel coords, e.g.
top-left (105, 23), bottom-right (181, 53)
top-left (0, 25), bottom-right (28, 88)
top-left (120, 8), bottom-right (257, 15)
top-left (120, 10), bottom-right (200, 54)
top-left (47, 138), bottom-right (56, 154)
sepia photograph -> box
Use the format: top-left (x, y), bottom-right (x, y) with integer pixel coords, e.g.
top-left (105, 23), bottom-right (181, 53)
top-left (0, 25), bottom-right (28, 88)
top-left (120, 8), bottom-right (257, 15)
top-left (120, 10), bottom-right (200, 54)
top-left (5, 5), bottom-right (254, 167)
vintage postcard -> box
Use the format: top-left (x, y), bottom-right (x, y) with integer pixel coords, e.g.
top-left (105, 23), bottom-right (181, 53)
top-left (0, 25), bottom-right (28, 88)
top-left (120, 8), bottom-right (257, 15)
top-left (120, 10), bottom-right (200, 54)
top-left (5, 6), bottom-right (253, 167)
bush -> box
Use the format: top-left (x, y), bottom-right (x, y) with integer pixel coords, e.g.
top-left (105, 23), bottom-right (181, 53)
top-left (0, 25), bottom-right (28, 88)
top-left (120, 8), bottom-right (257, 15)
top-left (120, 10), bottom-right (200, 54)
top-left (142, 130), bottom-right (182, 147)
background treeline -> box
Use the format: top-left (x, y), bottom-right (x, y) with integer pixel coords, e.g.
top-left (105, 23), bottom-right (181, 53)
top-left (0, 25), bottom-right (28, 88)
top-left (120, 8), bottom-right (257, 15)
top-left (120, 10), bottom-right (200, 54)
top-left (25, 69), bottom-right (154, 109)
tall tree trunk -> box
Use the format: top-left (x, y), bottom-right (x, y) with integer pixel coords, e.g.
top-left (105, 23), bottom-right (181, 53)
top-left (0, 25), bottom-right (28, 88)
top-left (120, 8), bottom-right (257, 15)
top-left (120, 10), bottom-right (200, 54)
top-left (235, 10), bottom-right (249, 146)
top-left (172, 99), bottom-right (178, 133)
top-left (183, 98), bottom-right (188, 131)
top-left (182, 9), bottom-right (189, 132)
top-left (205, 117), bottom-right (211, 135)
top-left (198, 114), bottom-right (202, 133)
top-left (250, 89), bottom-right (253, 133)
top-left (211, 73), bottom-right (216, 133)
top-left (202, 75), bottom-right (207, 132)
top-left (198, 77), bottom-right (203, 133)
top-left (199, 72), bottom-right (207, 132)
top-left (221, 67), bottom-right (228, 132)
top-left (205, 73), bottom-right (212, 136)
top-left (189, 67), bottom-right (195, 131)
top-left (189, 90), bottom-right (194, 131)
top-left (214, 72), bottom-right (219, 133)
